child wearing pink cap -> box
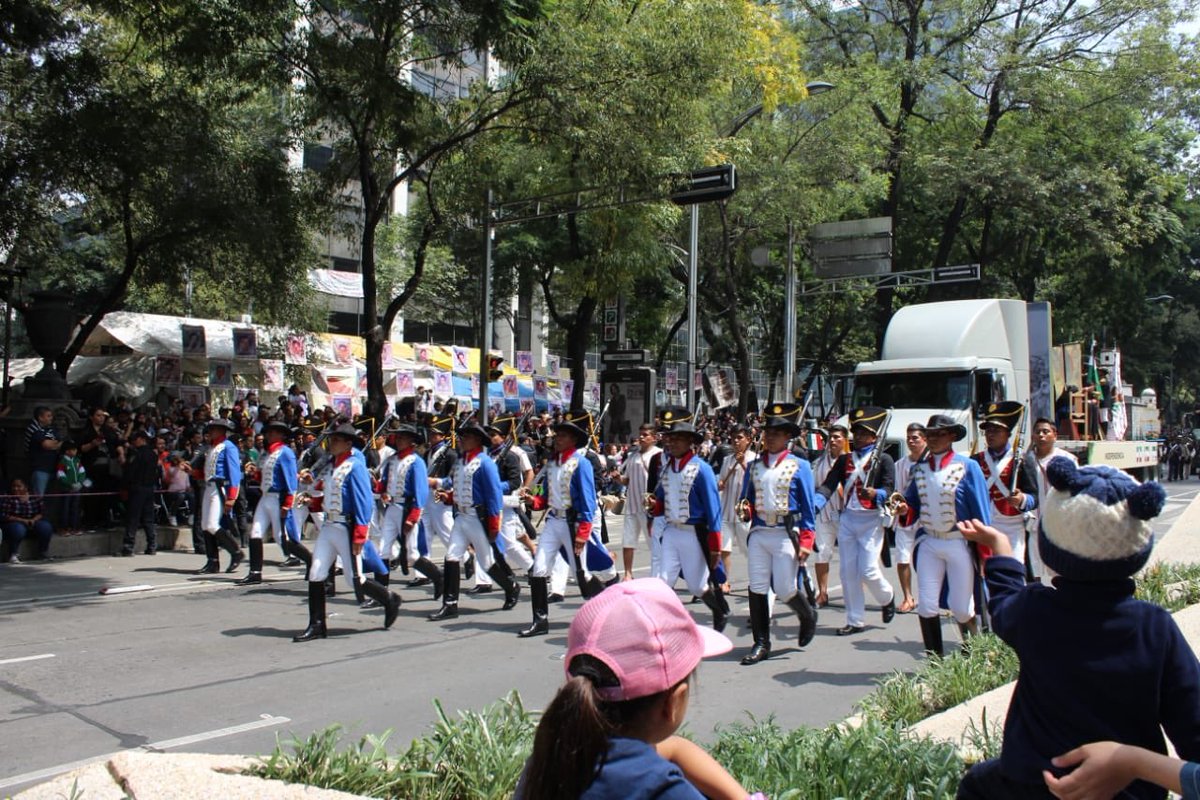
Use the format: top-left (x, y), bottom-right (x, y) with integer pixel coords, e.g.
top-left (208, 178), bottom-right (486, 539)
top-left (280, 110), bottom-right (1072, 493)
top-left (516, 578), bottom-right (759, 800)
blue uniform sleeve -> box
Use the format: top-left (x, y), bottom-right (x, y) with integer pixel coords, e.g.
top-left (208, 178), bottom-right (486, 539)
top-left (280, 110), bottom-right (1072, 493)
top-left (347, 461), bottom-right (374, 528)
top-left (571, 455), bottom-right (596, 524)
top-left (957, 457), bottom-right (993, 525)
top-left (741, 465), bottom-right (755, 506)
top-left (274, 449), bottom-right (297, 495)
top-left (223, 445), bottom-right (242, 489)
top-left (474, 457), bottom-right (504, 519)
top-left (692, 461), bottom-right (722, 532)
top-left (407, 458), bottom-right (429, 510)
top-left (904, 474), bottom-right (922, 516)
top-left (789, 457), bottom-right (817, 532)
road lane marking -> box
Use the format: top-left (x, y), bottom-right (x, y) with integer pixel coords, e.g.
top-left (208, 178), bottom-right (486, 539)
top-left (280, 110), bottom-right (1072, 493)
top-left (0, 714), bottom-right (291, 791)
top-left (0, 653), bottom-right (55, 666)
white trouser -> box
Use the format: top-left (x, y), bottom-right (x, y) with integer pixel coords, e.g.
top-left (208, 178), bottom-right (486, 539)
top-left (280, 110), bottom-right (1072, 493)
top-left (1026, 514), bottom-right (1048, 580)
top-left (379, 503), bottom-right (412, 566)
top-left (722, 514), bottom-right (749, 554)
top-left (746, 526), bottom-right (798, 601)
top-left (308, 521), bottom-right (363, 584)
top-left (649, 517), bottom-right (665, 578)
top-left (531, 516), bottom-right (578, 580)
top-left (549, 556), bottom-right (569, 595)
top-left (623, 512), bottom-right (651, 550)
top-left (201, 483), bottom-right (225, 534)
top-left (837, 509), bottom-right (894, 628)
top-left (656, 522), bottom-right (710, 598)
top-left (446, 514), bottom-right (494, 575)
top-left (499, 508), bottom-right (534, 572)
top-left (813, 517), bottom-right (838, 565)
top-left (426, 500), bottom-right (454, 548)
top-left (913, 535), bottom-right (975, 623)
top-left (991, 511), bottom-right (1027, 566)
top-left (250, 493), bottom-right (283, 545)
top-left (894, 523), bottom-right (917, 565)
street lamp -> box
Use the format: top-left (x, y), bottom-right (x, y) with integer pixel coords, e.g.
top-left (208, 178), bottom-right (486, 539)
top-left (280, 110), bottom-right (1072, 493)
top-left (724, 81), bottom-right (837, 137)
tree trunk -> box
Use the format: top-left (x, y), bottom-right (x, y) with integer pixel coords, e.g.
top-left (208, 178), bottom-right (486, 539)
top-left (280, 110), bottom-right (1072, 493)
top-left (360, 208), bottom-right (388, 420)
top-left (567, 296), bottom-right (597, 413)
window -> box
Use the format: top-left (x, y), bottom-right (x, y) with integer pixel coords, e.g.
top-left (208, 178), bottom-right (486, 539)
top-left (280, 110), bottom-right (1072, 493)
top-left (853, 371), bottom-right (973, 410)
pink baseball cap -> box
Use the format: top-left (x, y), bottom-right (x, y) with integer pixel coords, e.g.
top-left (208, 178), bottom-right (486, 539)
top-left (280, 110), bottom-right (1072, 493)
top-left (565, 578), bottom-right (732, 701)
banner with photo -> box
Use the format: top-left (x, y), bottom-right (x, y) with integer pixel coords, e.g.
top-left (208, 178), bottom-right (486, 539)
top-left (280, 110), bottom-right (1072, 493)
top-left (208, 360), bottom-right (233, 388)
top-left (180, 385), bottom-right (207, 408)
top-left (562, 379), bottom-right (574, 402)
top-left (665, 367), bottom-right (678, 392)
top-left (181, 324), bottom-right (206, 356)
top-left (470, 373), bottom-right (480, 397)
top-left (155, 356), bottom-right (181, 386)
top-left (433, 370), bottom-right (453, 397)
top-left (589, 382), bottom-right (601, 407)
top-left (381, 341), bottom-right (396, 369)
top-left (395, 369), bottom-right (414, 396)
top-left (533, 376), bottom-right (548, 401)
top-left (451, 345), bottom-right (470, 373)
top-left (547, 354), bottom-right (560, 377)
top-left (516, 350), bottom-right (534, 375)
top-left (285, 333), bottom-right (307, 365)
top-left (332, 395), bottom-right (353, 417)
top-left (502, 375), bottom-right (519, 399)
top-left (261, 359), bottom-right (284, 393)
top-left (332, 337), bottom-right (354, 365)
top-left (415, 344), bottom-right (431, 364)
top-left (232, 328), bottom-right (257, 358)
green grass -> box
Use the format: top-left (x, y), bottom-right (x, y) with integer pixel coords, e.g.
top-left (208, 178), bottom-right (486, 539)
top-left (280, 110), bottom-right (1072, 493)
top-left (1136, 562), bottom-right (1200, 612)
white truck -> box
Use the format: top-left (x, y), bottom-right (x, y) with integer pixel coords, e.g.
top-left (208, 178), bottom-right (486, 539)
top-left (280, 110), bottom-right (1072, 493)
top-left (847, 299), bottom-right (1158, 479)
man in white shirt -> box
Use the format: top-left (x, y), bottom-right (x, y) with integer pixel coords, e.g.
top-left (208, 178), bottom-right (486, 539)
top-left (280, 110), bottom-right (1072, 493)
top-left (615, 423), bottom-right (662, 581)
top-left (892, 423), bottom-right (926, 613)
top-left (810, 424), bottom-right (847, 607)
top-left (1025, 416), bottom-right (1078, 581)
top-left (717, 425), bottom-right (757, 586)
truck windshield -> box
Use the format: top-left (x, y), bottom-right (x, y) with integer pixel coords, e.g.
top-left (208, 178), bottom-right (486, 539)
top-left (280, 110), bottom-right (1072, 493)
top-left (853, 371), bottom-right (973, 411)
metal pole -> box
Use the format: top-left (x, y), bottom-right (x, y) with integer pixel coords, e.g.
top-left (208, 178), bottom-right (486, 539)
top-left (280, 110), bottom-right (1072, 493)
top-left (1, 288), bottom-right (11, 407)
top-left (479, 190), bottom-right (493, 425)
top-left (783, 217), bottom-right (797, 402)
top-left (686, 204), bottom-right (699, 413)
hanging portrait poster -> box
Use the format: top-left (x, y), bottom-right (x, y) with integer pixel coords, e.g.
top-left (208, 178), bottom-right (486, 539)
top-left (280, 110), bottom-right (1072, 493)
top-left (502, 375), bottom-right (519, 399)
top-left (181, 325), bottom-right (206, 356)
top-left (516, 350), bottom-right (534, 375)
top-left (232, 328), bottom-right (257, 359)
top-left (451, 346), bottom-right (470, 373)
top-left (208, 361), bottom-right (233, 388)
top-left (261, 359), bottom-right (284, 393)
top-left (285, 333), bottom-right (307, 365)
top-left (547, 355), bottom-right (560, 377)
top-left (179, 385), bottom-right (207, 408)
top-left (395, 370), bottom-right (414, 396)
top-left (533, 376), bottom-right (548, 401)
top-left (433, 370), bottom-right (453, 397)
top-left (155, 356), bottom-right (181, 386)
top-left (381, 341), bottom-right (396, 369)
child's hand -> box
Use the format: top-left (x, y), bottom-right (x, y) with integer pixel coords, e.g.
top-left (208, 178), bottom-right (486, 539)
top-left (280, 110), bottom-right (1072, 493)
top-left (956, 519), bottom-right (1012, 557)
top-left (1044, 742), bottom-right (1135, 799)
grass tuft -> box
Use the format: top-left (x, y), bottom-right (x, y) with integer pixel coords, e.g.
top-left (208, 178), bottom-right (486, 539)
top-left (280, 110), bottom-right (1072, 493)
top-left (1136, 562), bottom-right (1200, 612)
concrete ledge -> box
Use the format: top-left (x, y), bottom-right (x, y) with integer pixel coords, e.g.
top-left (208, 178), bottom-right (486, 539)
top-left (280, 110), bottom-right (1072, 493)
top-left (14, 752), bottom-right (370, 800)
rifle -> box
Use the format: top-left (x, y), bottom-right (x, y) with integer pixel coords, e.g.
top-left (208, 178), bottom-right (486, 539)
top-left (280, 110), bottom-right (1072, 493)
top-left (862, 409), bottom-right (894, 490)
top-left (1007, 405), bottom-right (1028, 494)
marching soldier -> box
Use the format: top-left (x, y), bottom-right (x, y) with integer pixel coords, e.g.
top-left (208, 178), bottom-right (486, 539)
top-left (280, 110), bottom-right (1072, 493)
top-left (895, 415), bottom-right (991, 656)
top-left (813, 406), bottom-right (896, 636)
top-left (421, 414), bottom-right (458, 585)
top-left (810, 424), bottom-right (847, 608)
top-left (517, 414), bottom-right (613, 638)
top-left (292, 423), bottom-right (401, 642)
top-left (195, 418), bottom-right (245, 575)
top-left (427, 422), bottom-right (520, 621)
top-left (737, 403), bottom-right (819, 665)
top-left (236, 420), bottom-right (304, 585)
top-left (378, 423), bottom-right (442, 597)
top-left (486, 415), bottom-right (539, 578)
top-left (648, 407), bottom-right (728, 632)
top-left (971, 401), bottom-right (1037, 565)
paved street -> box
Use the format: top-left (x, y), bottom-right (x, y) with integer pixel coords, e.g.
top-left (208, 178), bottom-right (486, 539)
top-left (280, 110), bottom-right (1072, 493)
top-left (2, 482), bottom-right (1197, 794)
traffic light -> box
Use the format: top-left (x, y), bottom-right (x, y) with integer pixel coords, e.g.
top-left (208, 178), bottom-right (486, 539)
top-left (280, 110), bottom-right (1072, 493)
top-left (487, 351), bottom-right (504, 382)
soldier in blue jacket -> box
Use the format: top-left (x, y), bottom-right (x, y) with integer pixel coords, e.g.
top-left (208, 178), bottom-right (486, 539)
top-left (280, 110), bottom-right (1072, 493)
top-left (195, 419), bottom-right (245, 575)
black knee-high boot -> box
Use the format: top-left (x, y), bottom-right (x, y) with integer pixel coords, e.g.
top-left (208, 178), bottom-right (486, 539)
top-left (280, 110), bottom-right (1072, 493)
top-left (785, 591), bottom-right (818, 647)
top-left (236, 539), bottom-right (264, 585)
top-left (740, 592), bottom-right (772, 665)
top-left (359, 577), bottom-right (401, 628)
top-left (487, 559), bottom-right (521, 610)
top-left (428, 561), bottom-right (460, 620)
top-left (701, 586), bottom-right (728, 632)
top-left (195, 533), bottom-right (220, 574)
top-left (216, 529), bottom-right (244, 573)
top-left (286, 538), bottom-right (313, 569)
top-left (518, 576), bottom-right (549, 638)
top-left (293, 581), bottom-right (327, 642)
top-left (920, 615), bottom-right (944, 658)
top-left (413, 557), bottom-right (443, 600)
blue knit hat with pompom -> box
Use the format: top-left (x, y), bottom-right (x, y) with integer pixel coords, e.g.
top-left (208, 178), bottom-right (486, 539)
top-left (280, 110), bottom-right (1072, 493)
top-left (1037, 457), bottom-right (1166, 581)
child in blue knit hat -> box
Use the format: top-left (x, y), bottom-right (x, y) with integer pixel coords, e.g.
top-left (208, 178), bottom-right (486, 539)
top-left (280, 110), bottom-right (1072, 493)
top-left (955, 457), bottom-right (1200, 800)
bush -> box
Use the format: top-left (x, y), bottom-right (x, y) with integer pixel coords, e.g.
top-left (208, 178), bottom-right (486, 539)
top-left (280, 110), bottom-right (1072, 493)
top-left (710, 717), bottom-right (966, 800)
top-left (1136, 562), bottom-right (1200, 612)
top-left (856, 633), bottom-right (1019, 727)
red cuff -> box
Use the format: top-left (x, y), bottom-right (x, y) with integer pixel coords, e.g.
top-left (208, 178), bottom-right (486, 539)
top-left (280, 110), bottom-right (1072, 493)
top-left (575, 521), bottom-right (593, 543)
top-left (977, 543), bottom-right (993, 562)
top-left (486, 515), bottom-right (501, 538)
top-left (372, 479), bottom-right (383, 493)
top-left (353, 524), bottom-right (369, 544)
top-left (308, 496), bottom-right (323, 512)
top-left (798, 528), bottom-right (815, 552)
top-left (405, 507), bottom-right (421, 526)
top-left (649, 498), bottom-right (663, 517)
top-left (901, 506), bottom-right (917, 527)
top-left (707, 531), bottom-right (722, 553)
top-left (528, 494), bottom-right (546, 511)
top-left (280, 493), bottom-right (293, 511)
top-left (226, 487), bottom-right (239, 502)
top-left (443, 491), bottom-right (455, 507)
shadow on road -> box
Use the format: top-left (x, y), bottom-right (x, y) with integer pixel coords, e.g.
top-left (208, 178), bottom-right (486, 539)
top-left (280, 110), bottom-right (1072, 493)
top-left (771, 669), bottom-right (884, 688)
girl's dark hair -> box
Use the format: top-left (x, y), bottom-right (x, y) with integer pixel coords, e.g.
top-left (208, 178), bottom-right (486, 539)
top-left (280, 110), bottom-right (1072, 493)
top-left (521, 655), bottom-right (685, 800)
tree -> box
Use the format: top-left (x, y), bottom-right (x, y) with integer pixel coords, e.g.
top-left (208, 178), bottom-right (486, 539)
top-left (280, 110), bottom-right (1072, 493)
top-left (1, 2), bottom-right (315, 374)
